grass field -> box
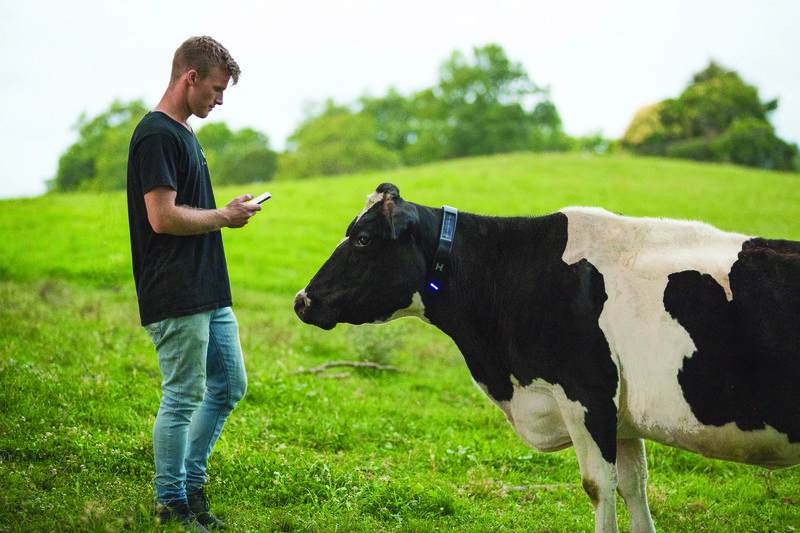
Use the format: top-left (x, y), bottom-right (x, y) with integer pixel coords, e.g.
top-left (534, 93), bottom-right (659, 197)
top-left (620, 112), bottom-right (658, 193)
top-left (1, 152), bottom-right (799, 532)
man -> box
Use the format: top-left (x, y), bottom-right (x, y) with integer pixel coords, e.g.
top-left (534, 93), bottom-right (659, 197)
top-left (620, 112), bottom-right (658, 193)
top-left (127, 36), bottom-right (260, 532)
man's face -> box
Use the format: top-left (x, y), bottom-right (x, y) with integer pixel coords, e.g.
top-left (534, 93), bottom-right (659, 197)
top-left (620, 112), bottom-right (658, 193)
top-left (188, 66), bottom-right (231, 119)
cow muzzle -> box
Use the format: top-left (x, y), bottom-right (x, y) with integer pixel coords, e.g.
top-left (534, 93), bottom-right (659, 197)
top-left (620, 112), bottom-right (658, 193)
top-left (294, 290), bottom-right (310, 320)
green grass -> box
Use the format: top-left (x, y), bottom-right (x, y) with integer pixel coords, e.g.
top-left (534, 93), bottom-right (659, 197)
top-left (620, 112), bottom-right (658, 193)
top-left (1, 153), bottom-right (799, 532)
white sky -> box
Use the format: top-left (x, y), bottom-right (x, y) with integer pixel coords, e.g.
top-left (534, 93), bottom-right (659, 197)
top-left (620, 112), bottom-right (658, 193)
top-left (1, 0), bottom-right (799, 199)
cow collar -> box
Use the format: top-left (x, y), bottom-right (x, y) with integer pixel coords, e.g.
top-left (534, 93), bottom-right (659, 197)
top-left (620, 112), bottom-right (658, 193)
top-left (428, 205), bottom-right (458, 293)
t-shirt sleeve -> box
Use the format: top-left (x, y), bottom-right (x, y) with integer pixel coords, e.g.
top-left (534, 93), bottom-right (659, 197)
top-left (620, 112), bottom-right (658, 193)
top-left (133, 133), bottom-right (180, 195)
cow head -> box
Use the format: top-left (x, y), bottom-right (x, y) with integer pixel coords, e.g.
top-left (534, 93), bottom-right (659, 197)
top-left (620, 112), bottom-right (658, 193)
top-left (294, 183), bottom-right (429, 330)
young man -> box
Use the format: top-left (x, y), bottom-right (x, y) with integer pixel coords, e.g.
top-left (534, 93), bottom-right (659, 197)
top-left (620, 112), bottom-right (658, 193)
top-left (127, 36), bottom-right (260, 532)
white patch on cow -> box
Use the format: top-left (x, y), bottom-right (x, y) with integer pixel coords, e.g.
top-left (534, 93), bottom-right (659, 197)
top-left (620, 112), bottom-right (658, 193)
top-left (296, 288), bottom-right (311, 307)
top-left (375, 292), bottom-right (431, 324)
top-left (560, 207), bottom-right (746, 301)
top-left (481, 373), bottom-right (625, 531)
top-left (555, 207), bottom-right (800, 468)
top-left (477, 378), bottom-right (575, 453)
top-left (355, 190), bottom-right (387, 223)
top-left (684, 421), bottom-right (799, 469)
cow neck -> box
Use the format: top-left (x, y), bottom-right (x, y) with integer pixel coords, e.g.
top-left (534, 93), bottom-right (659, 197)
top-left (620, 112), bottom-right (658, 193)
top-left (427, 205), bottom-right (458, 294)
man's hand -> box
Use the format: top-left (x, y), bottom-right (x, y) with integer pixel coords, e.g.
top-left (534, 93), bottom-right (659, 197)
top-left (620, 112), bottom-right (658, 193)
top-left (221, 194), bottom-right (262, 228)
top-left (145, 188), bottom-right (262, 235)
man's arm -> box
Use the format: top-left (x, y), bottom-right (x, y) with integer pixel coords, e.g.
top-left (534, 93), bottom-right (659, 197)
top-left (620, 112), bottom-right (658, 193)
top-left (144, 187), bottom-right (261, 235)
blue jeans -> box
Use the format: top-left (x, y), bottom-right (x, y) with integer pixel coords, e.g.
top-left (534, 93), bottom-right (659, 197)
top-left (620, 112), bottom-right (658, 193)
top-left (145, 307), bottom-right (247, 503)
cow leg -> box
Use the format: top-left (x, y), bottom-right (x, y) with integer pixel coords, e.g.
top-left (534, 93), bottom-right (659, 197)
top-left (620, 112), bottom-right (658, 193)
top-left (554, 391), bottom-right (619, 533)
top-left (575, 444), bottom-right (619, 533)
top-left (616, 438), bottom-right (656, 533)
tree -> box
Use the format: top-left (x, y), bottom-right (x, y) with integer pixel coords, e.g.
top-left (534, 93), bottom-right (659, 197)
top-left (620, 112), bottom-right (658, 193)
top-left (217, 129), bottom-right (277, 184)
top-left (50, 100), bottom-right (148, 192)
top-left (625, 61), bottom-right (797, 171)
top-left (281, 100), bottom-right (399, 179)
top-left (195, 121), bottom-right (235, 171)
top-left (714, 118), bottom-right (797, 171)
top-left (659, 61), bottom-right (776, 141)
top-left (621, 103), bottom-right (664, 147)
top-left (357, 44), bottom-right (569, 166)
top-left (357, 86), bottom-right (451, 166)
top-left (196, 124), bottom-right (277, 184)
top-left (529, 100), bottom-right (572, 152)
top-left (424, 44), bottom-right (548, 158)
top-left (437, 44), bottom-right (538, 109)
top-left (359, 88), bottom-right (415, 155)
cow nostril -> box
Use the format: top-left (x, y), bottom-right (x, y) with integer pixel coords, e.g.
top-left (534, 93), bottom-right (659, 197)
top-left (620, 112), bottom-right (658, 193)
top-left (294, 291), bottom-right (309, 317)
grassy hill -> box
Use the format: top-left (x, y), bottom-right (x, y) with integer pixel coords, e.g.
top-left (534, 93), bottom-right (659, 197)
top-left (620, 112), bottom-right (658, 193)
top-left (3, 152), bottom-right (800, 292)
top-left (1, 153), bottom-right (798, 532)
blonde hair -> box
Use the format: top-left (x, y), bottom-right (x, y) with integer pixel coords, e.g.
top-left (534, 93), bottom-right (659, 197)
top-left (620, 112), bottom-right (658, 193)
top-left (171, 36), bottom-right (241, 85)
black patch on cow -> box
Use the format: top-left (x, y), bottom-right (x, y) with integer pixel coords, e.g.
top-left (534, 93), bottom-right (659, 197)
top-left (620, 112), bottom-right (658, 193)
top-left (541, 257), bottom-right (619, 465)
top-left (663, 238), bottom-right (800, 442)
top-left (450, 213), bottom-right (619, 464)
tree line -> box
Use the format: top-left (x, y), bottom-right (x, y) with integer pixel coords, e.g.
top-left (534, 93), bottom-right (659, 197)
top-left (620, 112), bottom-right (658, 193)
top-left (50, 100), bottom-right (278, 192)
top-left (49, 45), bottom-right (798, 193)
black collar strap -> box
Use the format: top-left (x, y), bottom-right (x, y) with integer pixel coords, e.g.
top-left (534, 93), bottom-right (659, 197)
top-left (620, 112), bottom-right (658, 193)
top-left (428, 205), bottom-right (458, 293)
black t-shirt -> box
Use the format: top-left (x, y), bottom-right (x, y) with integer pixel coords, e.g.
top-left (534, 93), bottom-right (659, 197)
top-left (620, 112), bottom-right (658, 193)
top-left (127, 111), bottom-right (232, 326)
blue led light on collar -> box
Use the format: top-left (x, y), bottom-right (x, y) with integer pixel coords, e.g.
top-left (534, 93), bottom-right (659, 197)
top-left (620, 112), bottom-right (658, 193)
top-left (428, 205), bottom-right (458, 293)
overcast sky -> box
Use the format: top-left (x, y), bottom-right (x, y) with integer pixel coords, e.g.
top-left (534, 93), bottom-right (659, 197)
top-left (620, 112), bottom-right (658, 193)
top-left (2, 0), bottom-right (798, 200)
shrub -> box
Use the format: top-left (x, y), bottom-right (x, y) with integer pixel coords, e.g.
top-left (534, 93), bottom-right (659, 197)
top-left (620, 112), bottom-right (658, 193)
top-left (713, 118), bottom-right (798, 171)
top-left (665, 137), bottom-right (718, 163)
top-left (216, 144), bottom-right (278, 184)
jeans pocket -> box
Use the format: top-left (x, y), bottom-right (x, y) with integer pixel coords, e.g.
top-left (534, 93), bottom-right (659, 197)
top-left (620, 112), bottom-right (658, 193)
top-left (145, 322), bottom-right (163, 346)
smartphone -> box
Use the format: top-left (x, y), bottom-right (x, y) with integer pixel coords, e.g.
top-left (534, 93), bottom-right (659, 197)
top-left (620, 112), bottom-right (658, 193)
top-left (248, 192), bottom-right (272, 204)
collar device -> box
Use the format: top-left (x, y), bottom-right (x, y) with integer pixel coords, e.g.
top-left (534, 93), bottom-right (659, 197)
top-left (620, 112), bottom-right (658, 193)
top-left (428, 205), bottom-right (458, 293)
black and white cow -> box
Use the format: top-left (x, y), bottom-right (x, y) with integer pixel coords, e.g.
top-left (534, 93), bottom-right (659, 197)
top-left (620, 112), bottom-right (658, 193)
top-left (294, 183), bottom-right (800, 533)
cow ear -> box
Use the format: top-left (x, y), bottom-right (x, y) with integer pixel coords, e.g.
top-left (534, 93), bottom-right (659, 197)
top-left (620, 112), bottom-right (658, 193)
top-left (375, 183), bottom-right (400, 199)
top-left (392, 203), bottom-right (419, 239)
top-left (383, 199), bottom-right (418, 239)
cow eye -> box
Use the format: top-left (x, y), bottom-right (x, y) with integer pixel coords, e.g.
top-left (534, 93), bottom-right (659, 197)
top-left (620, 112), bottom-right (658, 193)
top-left (355, 235), bottom-right (371, 247)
